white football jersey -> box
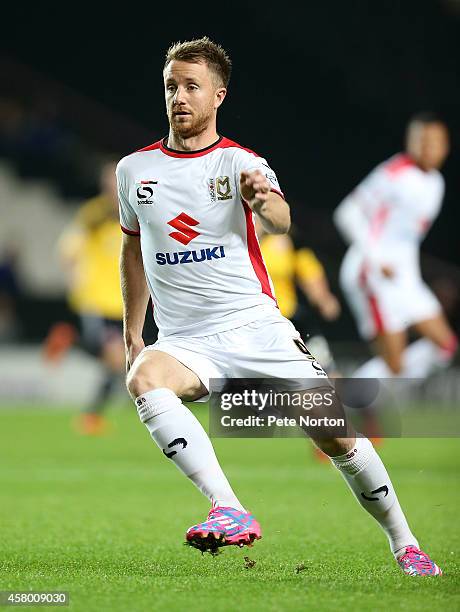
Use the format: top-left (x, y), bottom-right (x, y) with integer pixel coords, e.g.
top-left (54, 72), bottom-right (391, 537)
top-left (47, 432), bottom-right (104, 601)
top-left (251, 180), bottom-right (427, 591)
top-left (117, 136), bottom-right (283, 338)
top-left (336, 153), bottom-right (445, 275)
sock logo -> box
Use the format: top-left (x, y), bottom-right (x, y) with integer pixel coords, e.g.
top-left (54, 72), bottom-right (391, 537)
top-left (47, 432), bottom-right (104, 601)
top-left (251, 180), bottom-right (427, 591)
top-left (361, 485), bottom-right (389, 501)
top-left (163, 437), bottom-right (188, 459)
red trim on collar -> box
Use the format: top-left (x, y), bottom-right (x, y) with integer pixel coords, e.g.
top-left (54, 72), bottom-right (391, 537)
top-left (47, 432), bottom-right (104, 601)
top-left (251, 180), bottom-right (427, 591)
top-left (159, 136), bottom-right (223, 158)
top-left (137, 136), bottom-right (261, 159)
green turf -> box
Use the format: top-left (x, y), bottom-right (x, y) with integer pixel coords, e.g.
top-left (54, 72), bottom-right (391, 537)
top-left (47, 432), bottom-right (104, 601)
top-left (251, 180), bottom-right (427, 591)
top-left (0, 406), bottom-right (459, 611)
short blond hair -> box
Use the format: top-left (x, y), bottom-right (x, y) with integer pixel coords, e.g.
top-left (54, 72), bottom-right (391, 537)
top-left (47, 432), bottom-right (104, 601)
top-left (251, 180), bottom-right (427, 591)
top-left (164, 36), bottom-right (232, 87)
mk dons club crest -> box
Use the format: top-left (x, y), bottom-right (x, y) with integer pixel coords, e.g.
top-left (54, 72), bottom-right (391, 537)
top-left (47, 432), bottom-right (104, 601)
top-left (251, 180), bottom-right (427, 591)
top-left (208, 176), bottom-right (233, 202)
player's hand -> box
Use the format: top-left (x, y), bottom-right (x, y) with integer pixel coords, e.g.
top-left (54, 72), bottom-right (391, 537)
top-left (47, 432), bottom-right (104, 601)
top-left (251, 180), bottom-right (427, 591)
top-left (380, 264), bottom-right (394, 278)
top-left (318, 294), bottom-right (341, 321)
top-left (240, 170), bottom-right (271, 209)
top-left (125, 339), bottom-right (145, 373)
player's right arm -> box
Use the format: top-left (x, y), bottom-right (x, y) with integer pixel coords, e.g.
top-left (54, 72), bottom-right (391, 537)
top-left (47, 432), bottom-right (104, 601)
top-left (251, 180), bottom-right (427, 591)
top-left (116, 158), bottom-right (149, 370)
top-left (120, 233), bottom-right (149, 370)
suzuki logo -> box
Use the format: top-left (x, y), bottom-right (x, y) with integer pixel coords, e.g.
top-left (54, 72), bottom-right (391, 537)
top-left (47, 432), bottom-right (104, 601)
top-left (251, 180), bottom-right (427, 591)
top-left (167, 213), bottom-right (200, 245)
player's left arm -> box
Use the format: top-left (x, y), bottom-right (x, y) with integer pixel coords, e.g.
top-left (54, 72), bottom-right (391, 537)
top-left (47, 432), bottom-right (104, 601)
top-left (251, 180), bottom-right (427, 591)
top-left (299, 276), bottom-right (341, 321)
top-left (240, 169), bottom-right (290, 234)
top-left (296, 249), bottom-right (341, 321)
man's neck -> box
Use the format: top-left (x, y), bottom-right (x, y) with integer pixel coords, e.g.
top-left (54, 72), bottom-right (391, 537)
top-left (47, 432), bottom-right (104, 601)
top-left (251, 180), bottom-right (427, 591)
top-left (405, 151), bottom-right (430, 173)
top-left (167, 127), bottom-right (219, 152)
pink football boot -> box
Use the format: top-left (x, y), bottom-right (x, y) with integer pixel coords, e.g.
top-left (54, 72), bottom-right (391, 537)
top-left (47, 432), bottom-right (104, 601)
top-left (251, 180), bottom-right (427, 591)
top-left (186, 506), bottom-right (261, 553)
top-left (397, 546), bottom-right (442, 576)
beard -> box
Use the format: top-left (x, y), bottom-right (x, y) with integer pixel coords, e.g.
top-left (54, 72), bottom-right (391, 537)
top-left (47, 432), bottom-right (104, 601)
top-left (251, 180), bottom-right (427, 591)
top-left (169, 106), bottom-right (214, 139)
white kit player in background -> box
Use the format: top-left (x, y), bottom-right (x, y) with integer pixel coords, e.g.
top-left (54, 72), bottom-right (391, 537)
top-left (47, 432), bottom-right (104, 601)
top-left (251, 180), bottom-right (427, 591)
top-left (117, 38), bottom-right (442, 575)
top-left (334, 113), bottom-right (458, 380)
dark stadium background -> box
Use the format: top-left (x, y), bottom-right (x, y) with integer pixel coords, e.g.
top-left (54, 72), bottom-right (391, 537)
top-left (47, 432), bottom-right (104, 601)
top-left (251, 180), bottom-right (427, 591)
top-left (2, 0), bottom-right (460, 341)
top-left (2, 8), bottom-right (460, 608)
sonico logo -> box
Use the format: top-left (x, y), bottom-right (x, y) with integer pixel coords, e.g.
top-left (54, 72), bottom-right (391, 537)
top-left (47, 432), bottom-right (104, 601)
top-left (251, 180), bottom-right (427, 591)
top-left (168, 212), bottom-right (200, 245)
top-left (136, 180), bottom-right (158, 205)
top-left (156, 246), bottom-right (226, 265)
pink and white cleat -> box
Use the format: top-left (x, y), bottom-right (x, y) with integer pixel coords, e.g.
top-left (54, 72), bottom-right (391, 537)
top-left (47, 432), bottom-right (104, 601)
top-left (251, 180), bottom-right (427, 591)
top-left (397, 546), bottom-right (442, 576)
top-left (186, 506), bottom-right (262, 553)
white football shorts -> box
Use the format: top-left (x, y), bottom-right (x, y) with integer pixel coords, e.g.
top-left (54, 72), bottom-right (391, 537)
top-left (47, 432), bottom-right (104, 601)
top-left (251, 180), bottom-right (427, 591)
top-left (340, 253), bottom-right (441, 340)
top-left (140, 309), bottom-right (328, 400)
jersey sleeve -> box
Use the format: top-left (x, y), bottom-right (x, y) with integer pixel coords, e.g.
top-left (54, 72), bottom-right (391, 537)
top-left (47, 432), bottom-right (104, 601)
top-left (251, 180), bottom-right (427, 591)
top-left (235, 150), bottom-right (284, 198)
top-left (295, 248), bottom-right (324, 282)
top-left (333, 166), bottom-right (390, 265)
top-left (333, 187), bottom-right (375, 245)
top-left (116, 160), bottom-right (140, 236)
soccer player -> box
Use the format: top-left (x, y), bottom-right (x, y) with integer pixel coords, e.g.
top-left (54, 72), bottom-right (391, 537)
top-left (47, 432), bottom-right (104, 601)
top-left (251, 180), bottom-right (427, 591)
top-left (334, 114), bottom-right (458, 380)
top-left (58, 161), bottom-right (126, 434)
top-left (117, 38), bottom-right (441, 575)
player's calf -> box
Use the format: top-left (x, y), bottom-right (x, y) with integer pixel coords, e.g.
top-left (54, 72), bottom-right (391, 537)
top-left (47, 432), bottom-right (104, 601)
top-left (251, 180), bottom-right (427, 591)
top-left (126, 350), bottom-right (247, 541)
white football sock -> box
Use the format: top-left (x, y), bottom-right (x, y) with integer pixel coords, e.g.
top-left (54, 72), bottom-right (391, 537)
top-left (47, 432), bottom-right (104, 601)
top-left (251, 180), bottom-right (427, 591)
top-left (330, 437), bottom-right (418, 556)
top-left (354, 338), bottom-right (454, 379)
top-left (135, 388), bottom-right (245, 511)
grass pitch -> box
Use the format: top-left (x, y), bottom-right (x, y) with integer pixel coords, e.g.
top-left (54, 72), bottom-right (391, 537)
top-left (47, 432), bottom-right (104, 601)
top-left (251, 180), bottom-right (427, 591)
top-left (0, 405), bottom-right (459, 611)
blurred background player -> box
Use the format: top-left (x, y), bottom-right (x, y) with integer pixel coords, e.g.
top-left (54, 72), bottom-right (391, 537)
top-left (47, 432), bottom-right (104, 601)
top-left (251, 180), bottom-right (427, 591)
top-left (334, 113), bottom-right (458, 381)
top-left (256, 219), bottom-right (341, 374)
top-left (51, 160), bottom-right (126, 434)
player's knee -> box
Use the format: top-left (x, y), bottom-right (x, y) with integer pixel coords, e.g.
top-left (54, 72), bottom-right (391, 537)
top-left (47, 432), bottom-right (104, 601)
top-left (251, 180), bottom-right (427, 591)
top-left (314, 436), bottom-right (356, 457)
top-left (126, 365), bottom-right (169, 399)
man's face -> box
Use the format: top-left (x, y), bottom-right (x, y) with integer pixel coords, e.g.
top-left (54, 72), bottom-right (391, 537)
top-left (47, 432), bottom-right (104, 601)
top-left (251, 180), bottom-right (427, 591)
top-left (407, 122), bottom-right (450, 171)
top-left (164, 60), bottom-right (226, 139)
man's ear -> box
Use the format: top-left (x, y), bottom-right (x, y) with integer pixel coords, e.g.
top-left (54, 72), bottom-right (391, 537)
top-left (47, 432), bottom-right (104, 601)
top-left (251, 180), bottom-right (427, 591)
top-left (215, 88), bottom-right (227, 109)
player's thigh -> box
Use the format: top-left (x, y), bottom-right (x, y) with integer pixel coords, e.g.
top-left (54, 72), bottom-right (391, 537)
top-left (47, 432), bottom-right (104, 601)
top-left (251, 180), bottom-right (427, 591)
top-left (373, 330), bottom-right (407, 374)
top-left (229, 315), bottom-right (329, 383)
top-left (126, 349), bottom-right (206, 401)
top-left (412, 314), bottom-right (456, 348)
top-left (229, 317), bottom-right (356, 453)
